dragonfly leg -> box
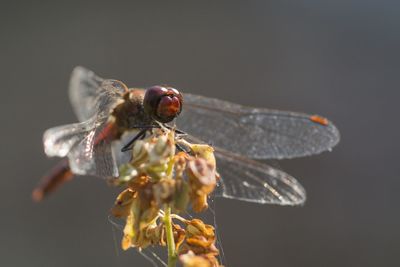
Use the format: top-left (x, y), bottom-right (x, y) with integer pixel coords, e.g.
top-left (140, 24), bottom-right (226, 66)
top-left (122, 124), bottom-right (187, 152)
top-left (121, 129), bottom-right (147, 152)
top-left (175, 142), bottom-right (191, 154)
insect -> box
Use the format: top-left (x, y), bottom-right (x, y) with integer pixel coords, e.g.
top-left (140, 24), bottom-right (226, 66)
top-left (33, 66), bottom-right (340, 205)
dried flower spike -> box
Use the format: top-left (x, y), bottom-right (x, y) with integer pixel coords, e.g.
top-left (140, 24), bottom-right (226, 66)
top-left (111, 128), bottom-right (222, 266)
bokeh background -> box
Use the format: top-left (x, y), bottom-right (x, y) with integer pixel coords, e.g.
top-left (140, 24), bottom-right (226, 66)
top-left (1, 1), bottom-right (398, 266)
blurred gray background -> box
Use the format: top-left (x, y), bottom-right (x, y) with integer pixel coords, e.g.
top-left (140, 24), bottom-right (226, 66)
top-left (1, 1), bottom-right (398, 266)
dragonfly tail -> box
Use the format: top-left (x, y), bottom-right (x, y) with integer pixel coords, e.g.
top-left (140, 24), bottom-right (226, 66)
top-left (32, 159), bottom-right (74, 202)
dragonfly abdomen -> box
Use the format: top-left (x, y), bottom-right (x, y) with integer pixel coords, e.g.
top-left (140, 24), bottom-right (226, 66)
top-left (32, 159), bottom-right (73, 201)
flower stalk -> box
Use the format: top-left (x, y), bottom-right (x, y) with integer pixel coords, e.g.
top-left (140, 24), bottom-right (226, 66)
top-left (164, 205), bottom-right (177, 267)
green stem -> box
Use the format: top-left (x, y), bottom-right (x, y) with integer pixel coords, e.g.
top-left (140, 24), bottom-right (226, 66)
top-left (164, 205), bottom-right (177, 267)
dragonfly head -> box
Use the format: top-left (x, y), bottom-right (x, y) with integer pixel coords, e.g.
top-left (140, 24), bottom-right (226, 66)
top-left (143, 86), bottom-right (183, 123)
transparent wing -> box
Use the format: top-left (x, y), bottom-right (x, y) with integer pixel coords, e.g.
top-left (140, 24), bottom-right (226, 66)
top-left (43, 116), bottom-right (98, 158)
top-left (43, 116), bottom-right (123, 177)
top-left (66, 118), bottom-right (119, 177)
top-left (214, 148), bottom-right (306, 205)
top-left (69, 66), bottom-right (128, 122)
top-left (177, 93), bottom-right (340, 160)
top-left (44, 68), bottom-right (131, 177)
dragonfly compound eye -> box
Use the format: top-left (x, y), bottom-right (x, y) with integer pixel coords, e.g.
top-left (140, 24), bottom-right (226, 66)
top-left (144, 86), bottom-right (183, 123)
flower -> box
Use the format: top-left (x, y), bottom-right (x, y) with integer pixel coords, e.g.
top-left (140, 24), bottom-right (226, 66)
top-left (187, 157), bottom-right (217, 212)
top-left (180, 251), bottom-right (212, 267)
top-left (180, 251), bottom-right (222, 267)
top-left (111, 128), bottom-right (222, 266)
top-left (111, 188), bottom-right (135, 218)
top-left (179, 219), bottom-right (219, 257)
top-left (153, 178), bottom-right (176, 205)
top-left (118, 129), bottom-right (176, 184)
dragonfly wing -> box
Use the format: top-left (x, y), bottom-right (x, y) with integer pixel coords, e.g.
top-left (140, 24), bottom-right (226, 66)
top-left (177, 93), bottom-right (340, 159)
top-left (214, 148), bottom-right (306, 205)
top-left (44, 67), bottom-right (132, 177)
top-left (43, 116), bottom-right (126, 177)
top-left (43, 116), bottom-right (98, 158)
top-left (69, 66), bottom-right (128, 122)
top-left (67, 119), bottom-right (119, 177)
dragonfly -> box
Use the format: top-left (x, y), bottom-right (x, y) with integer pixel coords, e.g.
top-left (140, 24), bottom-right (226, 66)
top-left (33, 66), bottom-right (340, 205)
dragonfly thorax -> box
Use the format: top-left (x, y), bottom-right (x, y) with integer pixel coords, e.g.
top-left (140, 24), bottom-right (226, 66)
top-left (111, 89), bottom-right (154, 132)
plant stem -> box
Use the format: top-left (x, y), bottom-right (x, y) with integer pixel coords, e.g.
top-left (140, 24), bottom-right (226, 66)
top-left (164, 205), bottom-right (177, 267)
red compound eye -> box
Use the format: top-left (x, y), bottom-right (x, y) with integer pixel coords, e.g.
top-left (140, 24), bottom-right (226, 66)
top-left (143, 86), bottom-right (183, 123)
